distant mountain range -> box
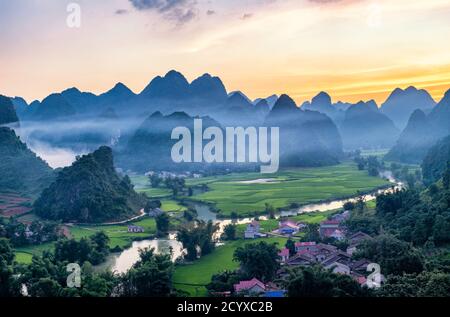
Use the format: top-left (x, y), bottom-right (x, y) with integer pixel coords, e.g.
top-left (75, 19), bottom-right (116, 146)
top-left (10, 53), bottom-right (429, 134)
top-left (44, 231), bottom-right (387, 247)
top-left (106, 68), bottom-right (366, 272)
top-left (380, 86), bottom-right (436, 130)
top-left (3, 70), bottom-right (450, 169)
top-left (386, 90), bottom-right (450, 163)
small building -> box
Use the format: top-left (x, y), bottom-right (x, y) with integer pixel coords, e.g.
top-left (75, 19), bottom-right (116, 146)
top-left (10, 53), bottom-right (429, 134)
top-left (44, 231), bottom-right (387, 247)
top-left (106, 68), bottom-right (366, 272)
top-left (294, 241), bottom-right (317, 253)
top-left (350, 259), bottom-right (372, 274)
top-left (319, 220), bottom-right (345, 240)
top-left (234, 278), bottom-right (266, 295)
top-left (278, 220), bottom-right (300, 236)
top-left (244, 220), bottom-right (262, 239)
top-left (331, 210), bottom-right (350, 222)
top-left (347, 232), bottom-right (372, 255)
top-left (324, 261), bottom-right (351, 275)
top-left (349, 231), bottom-right (372, 245)
top-left (127, 225), bottom-right (145, 233)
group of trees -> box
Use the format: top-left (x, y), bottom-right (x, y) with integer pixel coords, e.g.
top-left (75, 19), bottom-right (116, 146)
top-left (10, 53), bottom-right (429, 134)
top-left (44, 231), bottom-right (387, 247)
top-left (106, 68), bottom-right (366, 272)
top-left (176, 220), bottom-right (218, 260)
top-left (285, 265), bottom-right (369, 297)
top-left (148, 174), bottom-right (186, 196)
top-left (118, 248), bottom-right (175, 297)
top-left (354, 155), bottom-right (383, 177)
top-left (54, 232), bottom-right (110, 265)
top-left (0, 236), bottom-right (176, 297)
top-left (390, 162), bottom-right (422, 188)
top-left (221, 224), bottom-right (237, 241)
top-left (0, 218), bottom-right (58, 247)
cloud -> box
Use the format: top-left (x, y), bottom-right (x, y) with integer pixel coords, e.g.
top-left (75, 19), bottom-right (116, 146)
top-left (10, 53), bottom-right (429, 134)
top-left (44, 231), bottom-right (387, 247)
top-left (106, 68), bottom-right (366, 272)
top-left (129, 0), bottom-right (198, 25)
top-left (307, 0), bottom-right (361, 5)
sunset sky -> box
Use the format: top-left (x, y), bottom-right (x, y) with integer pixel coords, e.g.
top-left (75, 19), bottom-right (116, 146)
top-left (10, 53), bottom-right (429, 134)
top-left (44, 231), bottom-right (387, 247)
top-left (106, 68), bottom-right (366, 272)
top-left (1, 0), bottom-right (450, 105)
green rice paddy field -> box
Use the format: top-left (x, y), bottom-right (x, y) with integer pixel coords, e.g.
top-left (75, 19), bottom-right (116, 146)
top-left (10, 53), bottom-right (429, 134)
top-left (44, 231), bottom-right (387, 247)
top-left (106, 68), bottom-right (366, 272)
top-left (185, 162), bottom-right (389, 217)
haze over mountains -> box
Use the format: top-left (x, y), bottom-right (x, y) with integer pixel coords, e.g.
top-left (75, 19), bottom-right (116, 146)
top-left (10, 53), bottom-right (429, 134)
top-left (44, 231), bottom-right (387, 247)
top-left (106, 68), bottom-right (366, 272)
top-left (387, 90), bottom-right (450, 163)
top-left (2, 70), bottom-right (450, 171)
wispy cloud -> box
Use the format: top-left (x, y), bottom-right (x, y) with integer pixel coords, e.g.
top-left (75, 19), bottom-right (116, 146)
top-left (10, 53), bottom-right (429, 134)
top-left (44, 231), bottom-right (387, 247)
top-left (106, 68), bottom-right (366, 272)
top-left (241, 13), bottom-right (253, 20)
top-left (115, 9), bottom-right (129, 15)
top-left (129, 0), bottom-right (198, 25)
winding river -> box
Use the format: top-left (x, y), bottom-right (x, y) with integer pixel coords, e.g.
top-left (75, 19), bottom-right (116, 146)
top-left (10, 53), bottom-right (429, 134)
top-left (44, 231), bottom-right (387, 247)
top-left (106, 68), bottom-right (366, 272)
top-left (97, 171), bottom-right (403, 274)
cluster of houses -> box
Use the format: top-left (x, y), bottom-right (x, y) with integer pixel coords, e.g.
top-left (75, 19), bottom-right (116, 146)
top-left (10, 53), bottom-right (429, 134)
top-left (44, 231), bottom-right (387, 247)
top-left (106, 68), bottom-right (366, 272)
top-left (277, 231), bottom-right (373, 286)
top-left (235, 210), bottom-right (379, 295)
top-left (318, 210), bottom-right (350, 240)
top-left (243, 210), bottom-right (350, 240)
top-left (230, 231), bottom-right (373, 297)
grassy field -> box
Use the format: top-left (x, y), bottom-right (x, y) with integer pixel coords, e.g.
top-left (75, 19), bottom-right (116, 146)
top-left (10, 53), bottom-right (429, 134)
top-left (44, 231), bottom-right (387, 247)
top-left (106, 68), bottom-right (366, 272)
top-left (185, 162), bottom-right (389, 217)
top-left (161, 199), bottom-right (187, 212)
top-left (173, 237), bottom-right (287, 296)
top-left (14, 217), bottom-right (158, 263)
top-left (68, 217), bottom-right (158, 249)
top-left (15, 251), bottom-right (33, 264)
top-left (130, 175), bottom-right (173, 198)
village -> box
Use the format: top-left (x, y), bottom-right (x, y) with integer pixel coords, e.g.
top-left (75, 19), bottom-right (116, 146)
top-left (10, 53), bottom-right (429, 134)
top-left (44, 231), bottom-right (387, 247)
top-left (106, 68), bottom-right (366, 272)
top-left (231, 209), bottom-right (378, 297)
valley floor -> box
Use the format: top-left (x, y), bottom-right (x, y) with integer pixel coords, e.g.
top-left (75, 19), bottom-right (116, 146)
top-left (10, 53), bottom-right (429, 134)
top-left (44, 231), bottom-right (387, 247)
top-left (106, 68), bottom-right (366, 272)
top-left (184, 162), bottom-right (390, 217)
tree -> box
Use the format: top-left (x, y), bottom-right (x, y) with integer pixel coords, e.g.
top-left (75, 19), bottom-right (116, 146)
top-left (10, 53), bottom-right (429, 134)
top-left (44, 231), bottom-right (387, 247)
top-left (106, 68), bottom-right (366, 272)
top-left (222, 224), bottom-right (236, 241)
top-left (119, 248), bottom-right (174, 297)
top-left (29, 278), bottom-right (63, 297)
top-left (144, 200), bottom-right (162, 212)
top-left (355, 234), bottom-right (424, 275)
top-left (286, 266), bottom-right (368, 297)
top-left (302, 223), bottom-right (320, 242)
top-left (343, 201), bottom-right (355, 211)
top-left (0, 238), bottom-right (20, 297)
top-left (177, 221), bottom-right (218, 260)
top-left (233, 241), bottom-right (280, 282)
top-left (156, 213), bottom-right (170, 237)
top-left (377, 271), bottom-right (450, 297)
top-left (206, 271), bottom-right (242, 295)
top-left (265, 203), bottom-right (276, 219)
top-left (148, 174), bottom-right (162, 188)
top-left (285, 239), bottom-right (296, 256)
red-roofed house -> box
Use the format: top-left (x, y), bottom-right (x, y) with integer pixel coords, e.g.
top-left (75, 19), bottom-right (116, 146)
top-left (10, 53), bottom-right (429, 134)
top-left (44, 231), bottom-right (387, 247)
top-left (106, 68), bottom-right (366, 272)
top-left (319, 220), bottom-right (345, 240)
top-left (234, 278), bottom-right (266, 294)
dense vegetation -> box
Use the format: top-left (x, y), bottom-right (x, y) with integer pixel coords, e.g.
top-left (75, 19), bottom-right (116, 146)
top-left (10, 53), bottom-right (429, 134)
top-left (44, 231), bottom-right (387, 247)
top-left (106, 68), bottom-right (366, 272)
top-left (0, 95), bottom-right (19, 125)
top-left (422, 135), bottom-right (450, 185)
top-left (0, 127), bottom-right (54, 196)
top-left (0, 217), bottom-right (58, 247)
top-left (34, 146), bottom-right (146, 223)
